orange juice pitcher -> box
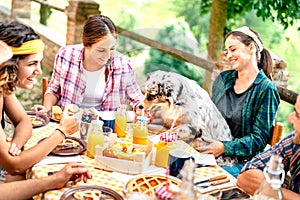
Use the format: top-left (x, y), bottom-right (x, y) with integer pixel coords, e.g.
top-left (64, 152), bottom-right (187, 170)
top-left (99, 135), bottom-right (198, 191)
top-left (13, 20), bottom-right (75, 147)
top-left (114, 105), bottom-right (127, 137)
top-left (87, 120), bottom-right (104, 158)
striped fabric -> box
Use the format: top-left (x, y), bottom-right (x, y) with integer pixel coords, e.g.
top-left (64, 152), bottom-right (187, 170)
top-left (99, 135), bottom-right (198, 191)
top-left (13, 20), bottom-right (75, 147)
top-left (242, 132), bottom-right (300, 193)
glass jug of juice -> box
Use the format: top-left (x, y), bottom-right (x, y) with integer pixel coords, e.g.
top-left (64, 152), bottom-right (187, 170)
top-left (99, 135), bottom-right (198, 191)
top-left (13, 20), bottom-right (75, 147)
top-left (87, 119), bottom-right (104, 158)
top-left (133, 116), bottom-right (149, 145)
top-left (114, 104), bottom-right (127, 137)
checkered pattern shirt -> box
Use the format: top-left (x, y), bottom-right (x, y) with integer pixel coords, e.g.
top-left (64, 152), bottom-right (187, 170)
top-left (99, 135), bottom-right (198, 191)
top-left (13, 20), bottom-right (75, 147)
top-left (45, 44), bottom-right (143, 111)
top-left (241, 132), bottom-right (300, 193)
top-left (212, 69), bottom-right (280, 160)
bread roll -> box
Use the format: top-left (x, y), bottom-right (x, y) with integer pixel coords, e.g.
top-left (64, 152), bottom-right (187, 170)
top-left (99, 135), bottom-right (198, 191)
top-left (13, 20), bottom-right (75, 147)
top-left (52, 106), bottom-right (62, 120)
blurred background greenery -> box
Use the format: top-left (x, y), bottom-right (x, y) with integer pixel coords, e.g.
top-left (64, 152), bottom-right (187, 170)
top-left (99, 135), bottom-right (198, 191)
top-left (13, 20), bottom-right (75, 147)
top-left (1, 0), bottom-right (299, 135)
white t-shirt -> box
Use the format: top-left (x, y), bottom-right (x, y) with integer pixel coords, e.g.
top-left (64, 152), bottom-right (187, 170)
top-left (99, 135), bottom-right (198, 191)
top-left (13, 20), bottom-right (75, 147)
top-left (81, 67), bottom-right (106, 108)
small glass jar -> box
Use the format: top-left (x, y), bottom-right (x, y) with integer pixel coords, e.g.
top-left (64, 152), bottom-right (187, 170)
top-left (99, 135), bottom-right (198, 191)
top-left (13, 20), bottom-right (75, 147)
top-left (132, 116), bottom-right (149, 145)
top-left (114, 105), bottom-right (127, 137)
top-left (87, 120), bottom-right (104, 158)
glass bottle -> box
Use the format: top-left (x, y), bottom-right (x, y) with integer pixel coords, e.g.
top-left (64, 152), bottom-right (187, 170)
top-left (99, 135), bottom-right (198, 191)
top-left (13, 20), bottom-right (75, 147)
top-left (132, 116), bottom-right (149, 145)
top-left (114, 104), bottom-right (127, 137)
top-left (253, 154), bottom-right (285, 200)
top-left (174, 159), bottom-right (197, 200)
top-left (87, 119), bottom-right (104, 158)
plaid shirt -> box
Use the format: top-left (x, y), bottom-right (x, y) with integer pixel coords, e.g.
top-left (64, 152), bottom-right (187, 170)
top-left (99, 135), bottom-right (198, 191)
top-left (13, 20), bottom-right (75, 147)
top-left (212, 69), bottom-right (280, 160)
top-left (46, 44), bottom-right (143, 111)
top-left (241, 132), bottom-right (300, 193)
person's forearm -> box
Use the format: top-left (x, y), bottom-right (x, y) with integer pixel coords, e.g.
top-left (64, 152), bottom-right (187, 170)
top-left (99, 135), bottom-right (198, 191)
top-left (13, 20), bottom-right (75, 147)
top-left (3, 130), bottom-right (65, 174)
top-left (12, 122), bottom-right (32, 147)
top-left (43, 93), bottom-right (58, 111)
top-left (282, 188), bottom-right (300, 200)
top-left (0, 176), bottom-right (57, 200)
top-left (237, 169), bottom-right (265, 195)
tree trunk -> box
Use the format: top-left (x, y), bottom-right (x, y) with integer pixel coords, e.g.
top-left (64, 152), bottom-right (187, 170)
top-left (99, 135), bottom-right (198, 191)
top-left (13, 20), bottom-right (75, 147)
top-left (203, 0), bottom-right (228, 95)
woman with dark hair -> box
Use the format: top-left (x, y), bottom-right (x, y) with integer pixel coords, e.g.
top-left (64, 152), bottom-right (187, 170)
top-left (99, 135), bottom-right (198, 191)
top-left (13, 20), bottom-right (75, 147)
top-left (196, 26), bottom-right (280, 177)
top-left (33, 14), bottom-right (143, 113)
top-left (0, 22), bottom-right (79, 182)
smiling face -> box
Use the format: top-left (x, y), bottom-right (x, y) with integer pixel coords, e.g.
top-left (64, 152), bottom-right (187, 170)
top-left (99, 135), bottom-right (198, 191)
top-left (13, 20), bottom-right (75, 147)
top-left (84, 35), bottom-right (117, 71)
top-left (224, 35), bottom-right (254, 71)
top-left (17, 52), bottom-right (43, 90)
top-left (288, 95), bottom-right (300, 145)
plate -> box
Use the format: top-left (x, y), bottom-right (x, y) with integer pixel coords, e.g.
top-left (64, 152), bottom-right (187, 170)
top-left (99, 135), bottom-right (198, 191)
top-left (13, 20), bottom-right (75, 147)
top-left (39, 137), bottom-right (87, 156)
top-left (60, 185), bottom-right (123, 200)
top-left (51, 137), bottom-right (86, 156)
top-left (124, 174), bottom-right (181, 198)
top-left (5, 111), bottom-right (50, 128)
top-left (47, 110), bottom-right (60, 123)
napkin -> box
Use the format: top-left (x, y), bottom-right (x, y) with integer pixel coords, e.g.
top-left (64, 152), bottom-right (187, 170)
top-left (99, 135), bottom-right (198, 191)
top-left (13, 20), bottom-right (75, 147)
top-left (34, 155), bottom-right (82, 166)
top-left (197, 180), bottom-right (236, 194)
top-left (192, 153), bottom-right (217, 166)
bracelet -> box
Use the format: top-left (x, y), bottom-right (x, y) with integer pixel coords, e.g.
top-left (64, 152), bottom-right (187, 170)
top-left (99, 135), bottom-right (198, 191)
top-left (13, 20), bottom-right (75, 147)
top-left (56, 128), bottom-right (67, 138)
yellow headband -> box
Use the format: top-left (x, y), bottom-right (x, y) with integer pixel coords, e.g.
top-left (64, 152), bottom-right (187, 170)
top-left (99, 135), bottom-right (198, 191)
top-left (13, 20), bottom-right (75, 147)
top-left (232, 26), bottom-right (263, 52)
top-left (9, 39), bottom-right (45, 55)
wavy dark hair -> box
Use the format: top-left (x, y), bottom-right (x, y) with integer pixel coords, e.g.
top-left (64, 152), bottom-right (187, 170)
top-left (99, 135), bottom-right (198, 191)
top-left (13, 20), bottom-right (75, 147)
top-left (0, 21), bottom-right (40, 95)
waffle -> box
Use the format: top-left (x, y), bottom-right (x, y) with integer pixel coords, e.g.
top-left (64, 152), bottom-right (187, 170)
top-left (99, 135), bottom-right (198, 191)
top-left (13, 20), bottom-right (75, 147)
top-left (125, 175), bottom-right (181, 197)
top-left (73, 190), bottom-right (101, 200)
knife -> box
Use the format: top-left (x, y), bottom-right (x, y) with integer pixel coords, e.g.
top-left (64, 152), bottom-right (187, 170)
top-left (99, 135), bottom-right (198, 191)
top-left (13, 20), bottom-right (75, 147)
top-left (194, 174), bottom-right (227, 185)
top-left (196, 178), bottom-right (230, 187)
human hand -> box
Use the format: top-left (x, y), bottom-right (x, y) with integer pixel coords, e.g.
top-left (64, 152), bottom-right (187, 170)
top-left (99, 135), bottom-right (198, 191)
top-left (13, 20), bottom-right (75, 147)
top-left (31, 105), bottom-right (48, 113)
top-left (195, 137), bottom-right (225, 157)
top-left (0, 40), bottom-right (13, 64)
top-left (6, 138), bottom-right (21, 156)
top-left (50, 163), bottom-right (92, 189)
top-left (58, 108), bottom-right (79, 137)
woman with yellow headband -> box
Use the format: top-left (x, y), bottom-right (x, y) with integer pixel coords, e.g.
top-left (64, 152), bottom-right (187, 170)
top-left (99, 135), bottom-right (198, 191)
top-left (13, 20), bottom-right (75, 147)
top-left (196, 26), bottom-right (280, 178)
top-left (0, 22), bottom-right (79, 183)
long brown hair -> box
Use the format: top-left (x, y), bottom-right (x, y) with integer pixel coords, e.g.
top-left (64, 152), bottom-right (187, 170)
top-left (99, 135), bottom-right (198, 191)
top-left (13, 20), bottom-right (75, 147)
top-left (226, 28), bottom-right (273, 80)
top-left (82, 15), bottom-right (117, 47)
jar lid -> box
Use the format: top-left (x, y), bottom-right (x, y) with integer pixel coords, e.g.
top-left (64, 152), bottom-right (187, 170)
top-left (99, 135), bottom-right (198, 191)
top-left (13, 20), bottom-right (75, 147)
top-left (136, 116), bottom-right (149, 122)
top-left (91, 119), bottom-right (104, 126)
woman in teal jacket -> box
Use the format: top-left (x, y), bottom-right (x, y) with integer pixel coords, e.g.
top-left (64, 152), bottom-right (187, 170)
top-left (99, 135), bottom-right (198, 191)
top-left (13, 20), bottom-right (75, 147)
top-left (197, 26), bottom-right (280, 178)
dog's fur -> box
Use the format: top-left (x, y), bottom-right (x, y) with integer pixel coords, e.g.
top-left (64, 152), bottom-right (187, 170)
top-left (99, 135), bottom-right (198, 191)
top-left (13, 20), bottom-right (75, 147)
top-left (143, 70), bottom-right (237, 166)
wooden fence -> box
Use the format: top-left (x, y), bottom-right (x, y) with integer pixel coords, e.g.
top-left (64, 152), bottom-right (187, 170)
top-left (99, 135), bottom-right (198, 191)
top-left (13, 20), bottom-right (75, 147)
top-left (27, 0), bottom-right (299, 104)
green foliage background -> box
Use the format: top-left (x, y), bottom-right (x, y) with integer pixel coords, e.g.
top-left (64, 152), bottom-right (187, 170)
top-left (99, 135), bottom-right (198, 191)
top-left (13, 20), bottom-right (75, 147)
top-left (1, 0), bottom-right (299, 134)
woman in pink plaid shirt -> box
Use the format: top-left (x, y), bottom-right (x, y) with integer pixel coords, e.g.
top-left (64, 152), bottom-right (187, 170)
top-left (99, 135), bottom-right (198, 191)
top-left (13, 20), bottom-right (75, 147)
top-left (33, 15), bottom-right (143, 112)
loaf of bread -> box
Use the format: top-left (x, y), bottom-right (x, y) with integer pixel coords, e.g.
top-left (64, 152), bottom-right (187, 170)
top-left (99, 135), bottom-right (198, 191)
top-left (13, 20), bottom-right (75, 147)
top-left (52, 106), bottom-right (62, 120)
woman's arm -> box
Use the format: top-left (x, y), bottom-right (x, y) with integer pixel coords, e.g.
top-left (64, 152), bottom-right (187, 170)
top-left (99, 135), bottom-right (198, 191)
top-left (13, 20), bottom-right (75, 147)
top-left (0, 110), bottom-right (78, 174)
top-left (4, 94), bottom-right (32, 154)
top-left (122, 60), bottom-right (143, 109)
top-left (0, 163), bottom-right (91, 200)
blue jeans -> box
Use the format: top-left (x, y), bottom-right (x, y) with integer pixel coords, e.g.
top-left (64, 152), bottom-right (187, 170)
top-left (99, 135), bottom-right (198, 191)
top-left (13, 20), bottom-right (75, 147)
top-left (221, 163), bottom-right (244, 178)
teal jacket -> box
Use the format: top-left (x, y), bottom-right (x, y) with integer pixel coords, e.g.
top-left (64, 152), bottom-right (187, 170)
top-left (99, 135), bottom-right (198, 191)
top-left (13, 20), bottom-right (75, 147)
top-left (212, 69), bottom-right (280, 160)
